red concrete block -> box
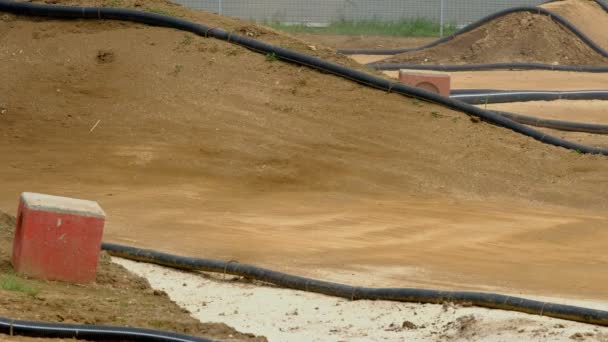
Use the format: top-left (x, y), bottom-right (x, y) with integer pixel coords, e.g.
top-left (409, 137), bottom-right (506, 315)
top-left (398, 69), bottom-right (451, 97)
top-left (12, 192), bottom-right (105, 283)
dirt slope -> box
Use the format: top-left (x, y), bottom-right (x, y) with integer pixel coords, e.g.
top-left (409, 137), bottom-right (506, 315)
top-left (1, 0), bottom-right (608, 300)
top-left (542, 0), bottom-right (608, 51)
top-left (380, 11), bottom-right (608, 65)
top-left (1, 10), bottom-right (606, 203)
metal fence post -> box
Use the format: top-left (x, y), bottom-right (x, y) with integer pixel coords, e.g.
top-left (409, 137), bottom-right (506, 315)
top-left (218, 0), bottom-right (222, 15)
top-left (439, 0), bottom-right (445, 37)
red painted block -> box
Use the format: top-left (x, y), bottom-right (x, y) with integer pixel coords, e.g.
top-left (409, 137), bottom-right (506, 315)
top-left (398, 69), bottom-right (451, 97)
top-left (12, 192), bottom-right (105, 283)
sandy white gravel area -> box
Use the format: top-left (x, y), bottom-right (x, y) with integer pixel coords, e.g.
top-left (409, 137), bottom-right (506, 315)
top-left (113, 258), bottom-right (608, 342)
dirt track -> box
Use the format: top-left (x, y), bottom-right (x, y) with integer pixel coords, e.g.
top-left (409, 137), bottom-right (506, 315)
top-left (486, 100), bottom-right (608, 148)
top-left (541, 0), bottom-right (608, 50)
top-left (376, 69), bottom-right (608, 90)
top-left (1, 0), bottom-right (608, 305)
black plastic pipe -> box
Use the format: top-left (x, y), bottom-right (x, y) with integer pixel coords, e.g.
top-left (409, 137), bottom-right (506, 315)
top-left (102, 243), bottom-right (608, 327)
top-left (367, 63), bottom-right (608, 72)
top-left (450, 89), bottom-right (608, 104)
top-left (337, 3), bottom-right (608, 56)
top-left (1, 0), bottom-right (606, 155)
top-left (491, 110), bottom-right (608, 134)
top-left (0, 316), bottom-right (215, 341)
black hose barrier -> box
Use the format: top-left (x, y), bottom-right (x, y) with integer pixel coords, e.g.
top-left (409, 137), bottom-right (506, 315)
top-left (1, 0), bottom-right (606, 155)
top-left (0, 316), bottom-right (214, 342)
top-left (368, 63), bottom-right (608, 73)
top-left (450, 89), bottom-right (608, 104)
top-left (491, 110), bottom-right (608, 134)
top-left (101, 243), bottom-right (608, 327)
top-left (544, 0), bottom-right (608, 13)
top-left (337, 3), bottom-right (608, 56)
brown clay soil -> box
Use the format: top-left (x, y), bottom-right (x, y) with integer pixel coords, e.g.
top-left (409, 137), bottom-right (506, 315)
top-left (485, 100), bottom-right (608, 149)
top-left (379, 10), bottom-right (608, 65)
top-left (0, 213), bottom-right (265, 341)
top-left (541, 0), bottom-right (608, 51)
top-left (1, 0), bottom-right (608, 316)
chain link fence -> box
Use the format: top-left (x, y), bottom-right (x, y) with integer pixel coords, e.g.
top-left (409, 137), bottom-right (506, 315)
top-left (171, 0), bottom-right (544, 31)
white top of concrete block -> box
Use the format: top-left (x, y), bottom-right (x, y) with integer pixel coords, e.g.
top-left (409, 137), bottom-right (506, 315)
top-left (21, 192), bottom-right (106, 219)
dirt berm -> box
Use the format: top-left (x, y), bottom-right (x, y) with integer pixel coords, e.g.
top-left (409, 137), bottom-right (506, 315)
top-left (541, 0), bottom-right (608, 51)
top-left (1, 0), bottom-right (608, 300)
top-left (380, 8), bottom-right (608, 65)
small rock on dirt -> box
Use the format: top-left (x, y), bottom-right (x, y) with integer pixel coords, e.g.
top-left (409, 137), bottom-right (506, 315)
top-left (97, 50), bottom-right (115, 63)
top-left (570, 332), bottom-right (584, 340)
top-left (402, 321), bottom-right (417, 330)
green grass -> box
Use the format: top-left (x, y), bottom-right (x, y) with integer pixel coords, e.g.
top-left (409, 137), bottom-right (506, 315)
top-left (431, 110), bottom-right (443, 118)
top-left (171, 64), bottom-right (184, 76)
top-left (180, 34), bottom-right (193, 46)
top-left (0, 274), bottom-right (39, 297)
top-left (146, 7), bottom-right (176, 17)
top-left (266, 18), bottom-right (457, 37)
top-left (106, 0), bottom-right (124, 7)
top-left (265, 52), bottom-right (278, 62)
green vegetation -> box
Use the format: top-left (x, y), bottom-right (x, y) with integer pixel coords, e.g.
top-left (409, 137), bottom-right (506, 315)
top-left (0, 273), bottom-right (39, 297)
top-left (171, 64), bottom-right (184, 76)
top-left (146, 7), bottom-right (176, 17)
top-left (265, 52), bottom-right (278, 62)
top-left (106, 0), bottom-right (124, 7)
top-left (431, 110), bottom-right (442, 118)
top-left (180, 34), bottom-right (193, 46)
top-left (266, 18), bottom-right (456, 37)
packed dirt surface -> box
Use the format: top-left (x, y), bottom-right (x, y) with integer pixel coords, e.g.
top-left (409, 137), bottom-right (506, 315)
top-left (290, 33), bottom-right (435, 50)
top-left (0, 212), bottom-right (265, 342)
top-left (542, 0), bottom-right (608, 51)
top-left (376, 69), bottom-right (608, 91)
top-left (1, 0), bottom-right (608, 319)
top-left (119, 258), bottom-right (608, 342)
top-left (379, 11), bottom-right (608, 65)
top-left (485, 100), bottom-right (608, 149)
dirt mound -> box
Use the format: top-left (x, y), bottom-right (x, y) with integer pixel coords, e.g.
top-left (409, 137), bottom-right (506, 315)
top-left (20, 0), bottom-right (366, 70)
top-left (380, 11), bottom-right (608, 65)
top-left (541, 0), bottom-right (608, 50)
top-left (0, 212), bottom-right (265, 341)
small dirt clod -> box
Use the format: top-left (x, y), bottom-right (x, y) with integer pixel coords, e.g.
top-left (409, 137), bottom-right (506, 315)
top-left (97, 50), bottom-right (115, 63)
